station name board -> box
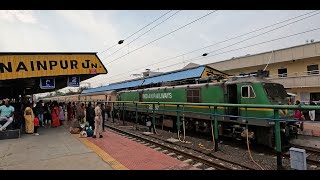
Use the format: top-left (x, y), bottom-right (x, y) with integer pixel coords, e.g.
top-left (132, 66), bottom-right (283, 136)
top-left (0, 54), bottom-right (107, 80)
top-left (1, 59), bottom-right (97, 72)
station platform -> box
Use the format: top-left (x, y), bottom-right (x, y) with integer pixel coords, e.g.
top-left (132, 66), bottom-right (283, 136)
top-left (290, 134), bottom-right (320, 150)
top-left (79, 130), bottom-right (199, 170)
top-left (0, 123), bottom-right (199, 170)
top-left (299, 122), bottom-right (320, 137)
top-left (0, 125), bottom-right (112, 170)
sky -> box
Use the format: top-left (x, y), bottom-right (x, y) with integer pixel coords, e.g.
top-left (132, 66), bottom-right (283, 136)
top-left (0, 10), bottom-right (320, 96)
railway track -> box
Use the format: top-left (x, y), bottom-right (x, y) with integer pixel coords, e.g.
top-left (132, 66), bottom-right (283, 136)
top-left (106, 124), bottom-right (253, 170)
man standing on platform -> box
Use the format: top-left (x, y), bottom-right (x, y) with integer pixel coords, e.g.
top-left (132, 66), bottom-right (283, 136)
top-left (93, 103), bottom-right (103, 138)
top-left (0, 99), bottom-right (15, 132)
top-left (86, 102), bottom-right (95, 130)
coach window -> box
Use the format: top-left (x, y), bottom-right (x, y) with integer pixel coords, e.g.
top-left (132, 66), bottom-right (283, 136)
top-left (241, 85), bottom-right (256, 98)
top-left (187, 89), bottom-right (200, 103)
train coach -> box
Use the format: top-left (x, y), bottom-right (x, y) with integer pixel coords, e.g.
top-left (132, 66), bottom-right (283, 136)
top-left (41, 90), bottom-right (117, 104)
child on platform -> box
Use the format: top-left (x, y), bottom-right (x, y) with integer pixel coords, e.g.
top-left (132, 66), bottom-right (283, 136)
top-left (34, 117), bottom-right (40, 136)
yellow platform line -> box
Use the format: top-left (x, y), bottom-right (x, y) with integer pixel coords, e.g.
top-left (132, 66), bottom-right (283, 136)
top-left (75, 135), bottom-right (129, 170)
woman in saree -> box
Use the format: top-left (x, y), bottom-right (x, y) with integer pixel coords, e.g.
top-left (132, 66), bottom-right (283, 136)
top-left (58, 102), bottom-right (65, 125)
top-left (24, 103), bottom-right (35, 134)
top-left (67, 102), bottom-right (74, 122)
top-left (51, 101), bottom-right (60, 128)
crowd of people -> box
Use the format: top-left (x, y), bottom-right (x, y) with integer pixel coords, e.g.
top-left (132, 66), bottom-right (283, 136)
top-left (0, 99), bottom-right (112, 138)
top-left (64, 101), bottom-right (112, 138)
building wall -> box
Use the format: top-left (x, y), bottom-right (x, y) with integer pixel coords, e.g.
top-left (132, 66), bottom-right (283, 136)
top-left (287, 87), bottom-right (320, 102)
top-left (208, 42), bottom-right (320, 71)
top-left (266, 57), bottom-right (320, 77)
top-left (223, 56), bottom-right (320, 77)
top-left (206, 42), bottom-right (320, 103)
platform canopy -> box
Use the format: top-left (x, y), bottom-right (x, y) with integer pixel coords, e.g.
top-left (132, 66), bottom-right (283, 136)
top-left (0, 52), bottom-right (108, 98)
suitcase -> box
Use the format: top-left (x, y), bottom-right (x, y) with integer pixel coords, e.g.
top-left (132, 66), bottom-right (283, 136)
top-left (0, 129), bottom-right (20, 140)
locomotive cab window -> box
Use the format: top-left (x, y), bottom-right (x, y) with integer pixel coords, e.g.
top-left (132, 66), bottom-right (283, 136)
top-left (187, 89), bottom-right (200, 103)
top-left (241, 85), bottom-right (255, 98)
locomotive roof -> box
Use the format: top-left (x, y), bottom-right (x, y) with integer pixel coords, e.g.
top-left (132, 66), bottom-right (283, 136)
top-left (225, 76), bottom-right (273, 84)
top-left (119, 76), bottom-right (273, 93)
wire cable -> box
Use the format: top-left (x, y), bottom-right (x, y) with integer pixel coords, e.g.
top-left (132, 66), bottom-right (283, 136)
top-left (103, 10), bottom-right (319, 82)
top-left (194, 26), bottom-right (320, 63)
top-left (121, 26), bottom-right (320, 77)
top-left (246, 128), bottom-right (265, 170)
top-left (98, 10), bottom-right (172, 55)
top-left (204, 11), bottom-right (320, 55)
top-left (104, 10), bottom-right (181, 59)
top-left (106, 10), bottom-right (218, 65)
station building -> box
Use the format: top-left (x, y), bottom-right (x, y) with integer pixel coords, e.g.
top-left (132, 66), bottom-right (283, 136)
top-left (204, 42), bottom-right (320, 103)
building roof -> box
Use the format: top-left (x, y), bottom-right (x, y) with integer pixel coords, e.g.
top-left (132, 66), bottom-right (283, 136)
top-left (82, 65), bottom-right (228, 94)
top-left (183, 63), bottom-right (200, 69)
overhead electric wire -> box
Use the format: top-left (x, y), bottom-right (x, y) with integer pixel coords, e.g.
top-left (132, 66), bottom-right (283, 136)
top-left (103, 10), bottom-right (319, 82)
top-left (106, 10), bottom-right (218, 65)
top-left (122, 10), bottom-right (319, 68)
top-left (98, 10), bottom-right (173, 55)
top-left (108, 26), bottom-right (320, 84)
top-left (170, 27), bottom-right (320, 69)
top-left (104, 10), bottom-right (181, 59)
top-left (155, 11), bottom-right (320, 71)
top-left (204, 11), bottom-right (320, 55)
top-left (108, 23), bottom-right (320, 83)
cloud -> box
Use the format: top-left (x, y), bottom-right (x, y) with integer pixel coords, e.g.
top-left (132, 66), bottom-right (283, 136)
top-left (55, 10), bottom-right (120, 48)
top-left (0, 10), bottom-right (37, 24)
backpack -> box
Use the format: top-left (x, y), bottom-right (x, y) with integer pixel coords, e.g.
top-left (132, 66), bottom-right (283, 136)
top-left (86, 127), bottom-right (94, 137)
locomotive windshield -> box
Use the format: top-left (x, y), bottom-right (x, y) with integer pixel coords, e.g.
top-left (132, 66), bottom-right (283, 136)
top-left (263, 83), bottom-right (287, 99)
